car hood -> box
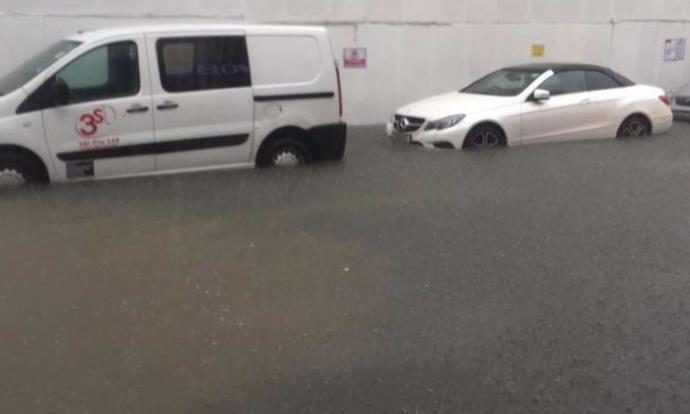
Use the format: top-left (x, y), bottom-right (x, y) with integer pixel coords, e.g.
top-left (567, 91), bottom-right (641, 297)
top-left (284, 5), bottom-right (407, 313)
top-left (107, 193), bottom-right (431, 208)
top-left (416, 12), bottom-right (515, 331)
top-left (395, 92), bottom-right (518, 120)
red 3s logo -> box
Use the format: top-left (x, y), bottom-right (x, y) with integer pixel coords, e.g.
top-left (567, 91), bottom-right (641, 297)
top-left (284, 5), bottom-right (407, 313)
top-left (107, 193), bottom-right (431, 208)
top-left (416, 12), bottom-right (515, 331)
top-left (76, 106), bottom-right (117, 138)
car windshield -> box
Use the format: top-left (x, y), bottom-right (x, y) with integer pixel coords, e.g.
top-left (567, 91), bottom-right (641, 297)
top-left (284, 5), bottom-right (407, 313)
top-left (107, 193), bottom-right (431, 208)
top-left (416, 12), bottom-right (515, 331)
top-left (462, 69), bottom-right (545, 96)
top-left (0, 40), bottom-right (81, 96)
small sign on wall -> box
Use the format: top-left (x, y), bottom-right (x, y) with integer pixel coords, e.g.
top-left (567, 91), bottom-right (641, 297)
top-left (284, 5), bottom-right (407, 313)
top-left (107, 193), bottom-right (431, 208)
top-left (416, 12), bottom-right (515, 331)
top-left (664, 38), bottom-right (686, 62)
top-left (344, 48), bottom-right (367, 69)
top-left (531, 44), bottom-right (545, 58)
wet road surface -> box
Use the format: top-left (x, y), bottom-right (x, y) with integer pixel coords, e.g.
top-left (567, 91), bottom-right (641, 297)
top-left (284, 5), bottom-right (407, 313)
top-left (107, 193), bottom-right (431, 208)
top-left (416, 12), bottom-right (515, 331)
top-left (1, 124), bottom-right (690, 413)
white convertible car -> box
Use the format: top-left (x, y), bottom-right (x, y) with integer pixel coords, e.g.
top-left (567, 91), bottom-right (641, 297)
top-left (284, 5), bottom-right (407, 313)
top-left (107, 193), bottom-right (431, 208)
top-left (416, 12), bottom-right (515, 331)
top-left (387, 63), bottom-right (673, 150)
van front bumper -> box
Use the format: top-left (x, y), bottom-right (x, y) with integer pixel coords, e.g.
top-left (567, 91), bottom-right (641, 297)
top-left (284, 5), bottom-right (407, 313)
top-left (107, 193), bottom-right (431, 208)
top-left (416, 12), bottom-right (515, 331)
top-left (307, 122), bottom-right (347, 162)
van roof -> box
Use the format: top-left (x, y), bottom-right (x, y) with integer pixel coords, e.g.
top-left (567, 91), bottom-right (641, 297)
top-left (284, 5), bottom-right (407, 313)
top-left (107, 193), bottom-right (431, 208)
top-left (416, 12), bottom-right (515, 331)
top-left (67, 23), bottom-right (328, 42)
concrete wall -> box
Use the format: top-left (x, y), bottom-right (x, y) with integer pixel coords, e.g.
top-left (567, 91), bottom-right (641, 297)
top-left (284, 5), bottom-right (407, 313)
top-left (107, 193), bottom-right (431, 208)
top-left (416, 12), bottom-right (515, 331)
top-left (1, 0), bottom-right (690, 124)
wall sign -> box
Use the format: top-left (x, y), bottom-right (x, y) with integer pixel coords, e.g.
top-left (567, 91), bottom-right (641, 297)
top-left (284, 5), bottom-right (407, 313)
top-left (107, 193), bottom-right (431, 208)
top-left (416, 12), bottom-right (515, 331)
top-left (664, 38), bottom-right (686, 62)
top-left (344, 48), bottom-right (367, 68)
top-left (531, 44), bottom-right (545, 58)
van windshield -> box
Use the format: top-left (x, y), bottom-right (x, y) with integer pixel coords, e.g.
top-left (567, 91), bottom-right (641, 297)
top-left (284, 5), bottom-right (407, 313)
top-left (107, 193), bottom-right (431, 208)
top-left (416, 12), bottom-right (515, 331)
top-left (0, 40), bottom-right (81, 96)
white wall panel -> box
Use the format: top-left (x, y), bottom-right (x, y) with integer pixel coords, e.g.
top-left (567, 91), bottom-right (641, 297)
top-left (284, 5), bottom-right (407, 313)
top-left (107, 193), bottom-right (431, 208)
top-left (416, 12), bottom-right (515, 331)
top-left (330, 0), bottom-right (367, 22)
top-left (1, 0), bottom-right (689, 124)
top-left (543, 0), bottom-right (587, 22)
top-left (436, 0), bottom-right (467, 24)
top-left (0, 15), bottom-right (46, 66)
top-left (663, 0), bottom-right (689, 20)
top-left (498, 0), bottom-right (532, 24)
top-left (582, 0), bottom-right (613, 22)
top-left (465, 0), bottom-right (499, 23)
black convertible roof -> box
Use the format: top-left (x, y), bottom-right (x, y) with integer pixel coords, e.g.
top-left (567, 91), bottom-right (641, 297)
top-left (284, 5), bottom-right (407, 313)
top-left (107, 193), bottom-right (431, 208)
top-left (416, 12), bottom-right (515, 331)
top-left (504, 62), bottom-right (636, 86)
top-left (506, 62), bottom-right (611, 72)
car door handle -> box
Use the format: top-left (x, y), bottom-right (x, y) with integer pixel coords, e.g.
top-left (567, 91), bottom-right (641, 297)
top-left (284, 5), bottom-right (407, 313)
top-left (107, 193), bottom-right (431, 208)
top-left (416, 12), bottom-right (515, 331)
top-left (157, 101), bottom-right (179, 111)
top-left (126, 104), bottom-right (150, 114)
top-left (580, 98), bottom-right (592, 105)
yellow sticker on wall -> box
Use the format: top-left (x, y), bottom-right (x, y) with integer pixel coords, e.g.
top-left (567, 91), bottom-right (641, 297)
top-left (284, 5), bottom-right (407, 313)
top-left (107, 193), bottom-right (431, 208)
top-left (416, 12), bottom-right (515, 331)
top-left (531, 44), bottom-right (545, 58)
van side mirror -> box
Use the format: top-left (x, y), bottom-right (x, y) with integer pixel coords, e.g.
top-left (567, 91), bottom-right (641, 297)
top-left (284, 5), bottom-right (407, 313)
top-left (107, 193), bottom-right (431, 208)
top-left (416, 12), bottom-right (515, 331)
top-left (51, 77), bottom-right (70, 107)
top-left (532, 89), bottom-right (551, 102)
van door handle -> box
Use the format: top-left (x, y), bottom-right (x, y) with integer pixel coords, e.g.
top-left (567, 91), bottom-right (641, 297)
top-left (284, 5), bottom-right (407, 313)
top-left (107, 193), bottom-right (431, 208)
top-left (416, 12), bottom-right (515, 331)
top-left (126, 104), bottom-right (150, 114)
top-left (157, 101), bottom-right (179, 111)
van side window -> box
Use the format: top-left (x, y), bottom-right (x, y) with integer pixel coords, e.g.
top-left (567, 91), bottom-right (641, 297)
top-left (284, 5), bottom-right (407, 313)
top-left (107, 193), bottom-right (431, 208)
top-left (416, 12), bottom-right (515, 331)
top-left (156, 37), bottom-right (251, 93)
top-left (56, 41), bottom-right (140, 104)
top-left (248, 36), bottom-right (321, 86)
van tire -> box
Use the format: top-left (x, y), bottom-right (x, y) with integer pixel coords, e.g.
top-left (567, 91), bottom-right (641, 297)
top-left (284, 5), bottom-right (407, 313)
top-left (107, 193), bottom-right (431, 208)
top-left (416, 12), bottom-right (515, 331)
top-left (0, 152), bottom-right (48, 187)
top-left (259, 139), bottom-right (310, 168)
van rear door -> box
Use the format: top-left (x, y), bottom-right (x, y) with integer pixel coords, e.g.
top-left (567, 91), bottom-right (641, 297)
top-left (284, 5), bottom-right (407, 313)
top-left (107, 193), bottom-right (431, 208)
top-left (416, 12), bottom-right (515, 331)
top-left (247, 30), bottom-right (345, 161)
top-left (146, 31), bottom-right (254, 172)
top-left (247, 32), bottom-right (339, 122)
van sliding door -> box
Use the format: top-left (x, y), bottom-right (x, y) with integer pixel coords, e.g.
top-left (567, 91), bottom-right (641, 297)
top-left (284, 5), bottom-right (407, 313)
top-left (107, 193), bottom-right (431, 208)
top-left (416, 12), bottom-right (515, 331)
top-left (146, 32), bottom-right (254, 171)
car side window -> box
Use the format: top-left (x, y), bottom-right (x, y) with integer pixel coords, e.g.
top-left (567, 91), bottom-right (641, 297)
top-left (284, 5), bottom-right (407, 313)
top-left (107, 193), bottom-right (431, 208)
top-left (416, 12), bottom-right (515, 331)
top-left (585, 71), bottom-right (621, 91)
top-left (55, 41), bottom-right (140, 105)
top-left (156, 36), bottom-right (251, 93)
top-left (538, 71), bottom-right (587, 96)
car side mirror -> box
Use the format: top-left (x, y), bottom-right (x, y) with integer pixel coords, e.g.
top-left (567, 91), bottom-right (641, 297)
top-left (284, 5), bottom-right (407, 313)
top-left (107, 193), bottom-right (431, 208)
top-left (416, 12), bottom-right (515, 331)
top-left (532, 89), bottom-right (551, 102)
top-left (51, 77), bottom-right (70, 107)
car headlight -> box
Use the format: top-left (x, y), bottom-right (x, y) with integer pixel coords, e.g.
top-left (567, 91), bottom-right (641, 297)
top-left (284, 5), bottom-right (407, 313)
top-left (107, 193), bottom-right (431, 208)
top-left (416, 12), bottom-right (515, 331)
top-left (425, 114), bottom-right (466, 130)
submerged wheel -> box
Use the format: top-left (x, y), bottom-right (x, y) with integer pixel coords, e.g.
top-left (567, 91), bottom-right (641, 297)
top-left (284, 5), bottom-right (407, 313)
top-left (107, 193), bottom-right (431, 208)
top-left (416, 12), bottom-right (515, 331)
top-left (617, 115), bottom-right (651, 138)
top-left (0, 153), bottom-right (47, 188)
top-left (464, 124), bottom-right (504, 150)
top-left (260, 139), bottom-right (309, 168)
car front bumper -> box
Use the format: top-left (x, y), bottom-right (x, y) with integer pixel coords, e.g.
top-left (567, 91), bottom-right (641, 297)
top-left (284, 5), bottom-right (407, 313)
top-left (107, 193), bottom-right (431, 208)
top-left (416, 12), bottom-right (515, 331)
top-left (385, 122), bottom-right (468, 150)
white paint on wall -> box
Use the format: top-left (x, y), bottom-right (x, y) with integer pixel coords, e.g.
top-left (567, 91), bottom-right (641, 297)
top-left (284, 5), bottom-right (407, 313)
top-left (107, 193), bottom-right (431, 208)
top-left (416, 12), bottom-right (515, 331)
top-left (1, 0), bottom-right (690, 124)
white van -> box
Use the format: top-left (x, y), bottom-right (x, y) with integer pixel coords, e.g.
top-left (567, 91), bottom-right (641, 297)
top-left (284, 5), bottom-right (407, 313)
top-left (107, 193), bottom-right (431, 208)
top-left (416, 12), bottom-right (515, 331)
top-left (0, 24), bottom-right (346, 186)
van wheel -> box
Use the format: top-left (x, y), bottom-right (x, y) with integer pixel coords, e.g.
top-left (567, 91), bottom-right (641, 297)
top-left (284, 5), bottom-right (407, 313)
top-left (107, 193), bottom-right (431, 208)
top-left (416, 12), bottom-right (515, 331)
top-left (0, 153), bottom-right (47, 188)
top-left (261, 140), bottom-right (309, 168)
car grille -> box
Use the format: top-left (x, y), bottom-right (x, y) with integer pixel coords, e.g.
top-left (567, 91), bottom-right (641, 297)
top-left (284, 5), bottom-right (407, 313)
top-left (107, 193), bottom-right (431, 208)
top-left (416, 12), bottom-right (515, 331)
top-left (393, 114), bottom-right (426, 133)
top-left (675, 96), bottom-right (690, 107)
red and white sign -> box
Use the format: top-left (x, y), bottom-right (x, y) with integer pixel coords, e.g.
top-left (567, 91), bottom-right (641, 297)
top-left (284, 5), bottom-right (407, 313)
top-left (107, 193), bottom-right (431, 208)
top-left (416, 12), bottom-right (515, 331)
top-left (75, 105), bottom-right (117, 138)
top-left (344, 48), bottom-right (367, 69)
top-left (75, 105), bottom-right (121, 149)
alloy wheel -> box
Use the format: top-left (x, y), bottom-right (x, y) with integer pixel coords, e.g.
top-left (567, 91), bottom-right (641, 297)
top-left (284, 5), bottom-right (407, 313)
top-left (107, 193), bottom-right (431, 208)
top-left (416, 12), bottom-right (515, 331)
top-left (469, 129), bottom-right (501, 149)
top-left (620, 118), bottom-right (650, 138)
